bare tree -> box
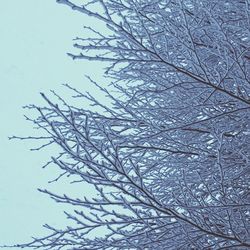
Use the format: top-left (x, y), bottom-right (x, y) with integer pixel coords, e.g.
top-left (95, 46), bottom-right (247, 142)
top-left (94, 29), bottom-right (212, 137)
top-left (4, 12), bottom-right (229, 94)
top-left (11, 0), bottom-right (250, 249)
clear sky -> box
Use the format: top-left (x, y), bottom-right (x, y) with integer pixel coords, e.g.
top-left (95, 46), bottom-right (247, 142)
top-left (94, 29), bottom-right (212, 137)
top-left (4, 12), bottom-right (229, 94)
top-left (0, 0), bottom-right (106, 245)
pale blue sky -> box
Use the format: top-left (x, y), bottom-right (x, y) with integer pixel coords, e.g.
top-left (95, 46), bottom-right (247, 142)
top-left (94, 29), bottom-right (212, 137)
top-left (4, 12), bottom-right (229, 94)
top-left (0, 0), bottom-right (106, 246)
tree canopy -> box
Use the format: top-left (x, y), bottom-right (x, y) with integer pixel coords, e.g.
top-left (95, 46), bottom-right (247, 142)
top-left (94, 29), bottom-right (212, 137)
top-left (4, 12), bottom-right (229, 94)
top-left (14, 0), bottom-right (250, 249)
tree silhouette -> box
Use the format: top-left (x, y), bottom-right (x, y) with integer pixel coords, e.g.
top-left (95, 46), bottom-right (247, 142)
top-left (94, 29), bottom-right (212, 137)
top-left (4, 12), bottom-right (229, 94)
top-left (13, 0), bottom-right (250, 249)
